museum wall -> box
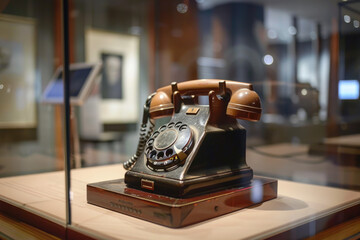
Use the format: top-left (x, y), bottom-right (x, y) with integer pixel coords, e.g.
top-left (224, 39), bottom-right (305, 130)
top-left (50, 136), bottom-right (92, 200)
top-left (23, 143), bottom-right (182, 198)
top-left (0, 0), bottom-right (359, 189)
top-left (0, 0), bottom-right (60, 176)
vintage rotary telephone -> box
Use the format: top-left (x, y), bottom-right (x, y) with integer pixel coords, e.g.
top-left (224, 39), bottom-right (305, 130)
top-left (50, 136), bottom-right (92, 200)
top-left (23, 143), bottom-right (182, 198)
top-left (123, 79), bottom-right (261, 197)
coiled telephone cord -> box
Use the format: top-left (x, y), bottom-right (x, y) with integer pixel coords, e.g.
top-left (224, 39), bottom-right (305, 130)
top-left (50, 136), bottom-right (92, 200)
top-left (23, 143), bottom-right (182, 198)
top-left (123, 93), bottom-right (156, 170)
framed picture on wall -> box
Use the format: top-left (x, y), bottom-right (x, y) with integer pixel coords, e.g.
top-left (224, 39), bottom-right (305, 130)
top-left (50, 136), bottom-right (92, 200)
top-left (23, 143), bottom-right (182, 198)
top-left (0, 14), bottom-right (36, 129)
top-left (85, 28), bottom-right (139, 124)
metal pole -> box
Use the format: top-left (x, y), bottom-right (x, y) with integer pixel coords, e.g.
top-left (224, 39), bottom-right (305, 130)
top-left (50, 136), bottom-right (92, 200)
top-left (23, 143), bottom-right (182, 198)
top-left (62, 0), bottom-right (72, 225)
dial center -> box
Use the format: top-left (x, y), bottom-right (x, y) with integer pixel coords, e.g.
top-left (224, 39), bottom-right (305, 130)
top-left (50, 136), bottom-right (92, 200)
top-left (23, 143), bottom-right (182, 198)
top-left (154, 129), bottom-right (178, 150)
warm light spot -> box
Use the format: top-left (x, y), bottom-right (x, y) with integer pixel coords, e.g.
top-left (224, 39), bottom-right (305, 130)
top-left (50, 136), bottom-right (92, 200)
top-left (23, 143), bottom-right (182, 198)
top-left (344, 15), bottom-right (351, 23)
top-left (263, 55), bottom-right (274, 65)
top-left (176, 3), bottom-right (188, 13)
top-left (354, 20), bottom-right (359, 28)
top-left (301, 89), bottom-right (308, 96)
top-left (288, 26), bottom-right (297, 35)
top-left (267, 29), bottom-right (277, 39)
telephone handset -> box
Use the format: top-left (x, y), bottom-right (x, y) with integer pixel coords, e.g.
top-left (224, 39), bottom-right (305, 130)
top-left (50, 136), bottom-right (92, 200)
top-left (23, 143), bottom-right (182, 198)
top-left (124, 79), bottom-right (261, 197)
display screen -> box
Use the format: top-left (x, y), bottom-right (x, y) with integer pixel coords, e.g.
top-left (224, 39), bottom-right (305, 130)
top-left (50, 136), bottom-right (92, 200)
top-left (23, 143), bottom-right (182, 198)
top-left (338, 80), bottom-right (359, 100)
top-left (44, 67), bottom-right (93, 100)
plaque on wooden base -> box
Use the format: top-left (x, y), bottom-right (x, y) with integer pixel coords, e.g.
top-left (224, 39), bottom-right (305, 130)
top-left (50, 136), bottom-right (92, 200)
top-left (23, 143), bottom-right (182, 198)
top-left (87, 176), bottom-right (277, 228)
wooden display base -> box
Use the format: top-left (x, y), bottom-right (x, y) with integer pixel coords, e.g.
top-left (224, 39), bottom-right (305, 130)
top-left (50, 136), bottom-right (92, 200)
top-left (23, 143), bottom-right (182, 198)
top-left (87, 176), bottom-right (277, 228)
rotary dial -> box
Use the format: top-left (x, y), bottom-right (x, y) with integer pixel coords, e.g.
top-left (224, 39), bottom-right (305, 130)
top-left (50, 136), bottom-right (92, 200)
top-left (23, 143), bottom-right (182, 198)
top-left (145, 121), bottom-right (193, 171)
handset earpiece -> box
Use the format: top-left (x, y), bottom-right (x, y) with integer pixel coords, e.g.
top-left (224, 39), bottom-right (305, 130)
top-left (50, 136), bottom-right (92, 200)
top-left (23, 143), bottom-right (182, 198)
top-left (149, 91), bottom-right (174, 119)
top-left (226, 88), bottom-right (262, 121)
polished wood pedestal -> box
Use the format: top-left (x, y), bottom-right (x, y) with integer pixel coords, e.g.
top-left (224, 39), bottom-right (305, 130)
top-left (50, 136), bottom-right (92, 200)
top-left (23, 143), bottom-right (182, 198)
top-left (87, 176), bottom-right (277, 228)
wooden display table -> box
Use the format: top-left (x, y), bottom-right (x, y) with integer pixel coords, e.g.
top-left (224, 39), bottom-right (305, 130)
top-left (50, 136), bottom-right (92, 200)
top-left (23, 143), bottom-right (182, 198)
top-left (0, 164), bottom-right (359, 239)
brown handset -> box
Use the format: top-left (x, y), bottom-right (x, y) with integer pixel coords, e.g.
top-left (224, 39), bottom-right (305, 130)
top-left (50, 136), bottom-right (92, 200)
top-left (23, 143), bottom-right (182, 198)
top-left (124, 79), bottom-right (262, 197)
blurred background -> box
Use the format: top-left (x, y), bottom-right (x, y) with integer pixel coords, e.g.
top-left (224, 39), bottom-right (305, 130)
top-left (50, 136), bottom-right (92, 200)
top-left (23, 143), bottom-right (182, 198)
top-left (0, 0), bottom-right (359, 191)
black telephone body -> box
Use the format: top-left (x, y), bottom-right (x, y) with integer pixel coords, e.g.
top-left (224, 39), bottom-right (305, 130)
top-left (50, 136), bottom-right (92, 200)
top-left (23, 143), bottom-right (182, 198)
top-left (124, 79), bottom-right (262, 198)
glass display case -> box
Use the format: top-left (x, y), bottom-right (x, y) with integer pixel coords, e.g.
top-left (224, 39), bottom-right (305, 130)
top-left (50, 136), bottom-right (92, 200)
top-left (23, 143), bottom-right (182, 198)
top-left (0, 0), bottom-right (359, 239)
top-left (0, 0), bottom-right (67, 238)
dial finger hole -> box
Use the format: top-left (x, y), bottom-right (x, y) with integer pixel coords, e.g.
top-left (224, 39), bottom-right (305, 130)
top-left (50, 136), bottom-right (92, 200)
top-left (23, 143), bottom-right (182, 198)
top-left (147, 138), bottom-right (154, 145)
top-left (165, 149), bottom-right (173, 157)
top-left (175, 122), bottom-right (182, 128)
top-left (157, 151), bottom-right (164, 159)
top-left (167, 122), bottom-right (175, 128)
top-left (152, 131), bottom-right (159, 138)
top-left (146, 146), bottom-right (153, 154)
top-left (159, 125), bottom-right (167, 132)
top-left (179, 124), bottom-right (188, 131)
top-left (150, 150), bottom-right (157, 158)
